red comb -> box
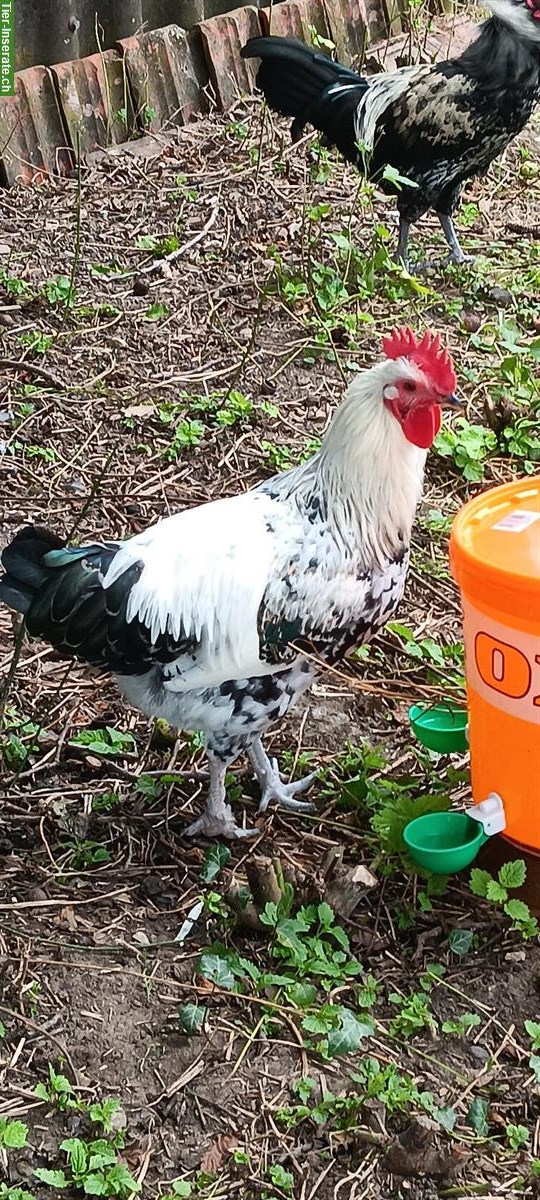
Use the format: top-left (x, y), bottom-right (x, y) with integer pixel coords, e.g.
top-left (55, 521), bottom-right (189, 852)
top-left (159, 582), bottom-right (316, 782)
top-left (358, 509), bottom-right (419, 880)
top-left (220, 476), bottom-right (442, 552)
top-left (382, 326), bottom-right (456, 394)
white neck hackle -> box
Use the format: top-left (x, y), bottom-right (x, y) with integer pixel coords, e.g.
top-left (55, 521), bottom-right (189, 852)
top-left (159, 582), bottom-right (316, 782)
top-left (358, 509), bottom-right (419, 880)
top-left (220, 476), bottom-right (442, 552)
top-left (487, 0), bottom-right (540, 42)
top-left (308, 359), bottom-right (428, 564)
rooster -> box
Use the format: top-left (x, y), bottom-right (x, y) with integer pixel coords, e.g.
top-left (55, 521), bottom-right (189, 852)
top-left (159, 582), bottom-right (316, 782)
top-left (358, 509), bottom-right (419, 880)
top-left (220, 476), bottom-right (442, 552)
top-left (242, 0), bottom-right (540, 267)
top-left (0, 329), bottom-right (459, 839)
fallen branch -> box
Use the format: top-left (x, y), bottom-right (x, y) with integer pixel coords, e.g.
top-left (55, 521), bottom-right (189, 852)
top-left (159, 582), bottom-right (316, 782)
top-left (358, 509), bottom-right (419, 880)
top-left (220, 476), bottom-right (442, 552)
top-left (0, 357), bottom-right (65, 390)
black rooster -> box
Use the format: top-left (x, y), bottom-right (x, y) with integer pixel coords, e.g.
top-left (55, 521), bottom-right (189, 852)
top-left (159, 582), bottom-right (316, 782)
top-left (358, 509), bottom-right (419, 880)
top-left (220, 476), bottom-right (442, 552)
top-left (242, 0), bottom-right (540, 267)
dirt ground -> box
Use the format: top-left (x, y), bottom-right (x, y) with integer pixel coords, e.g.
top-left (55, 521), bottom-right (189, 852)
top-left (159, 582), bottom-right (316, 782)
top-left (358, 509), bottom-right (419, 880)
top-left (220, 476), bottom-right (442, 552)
top-left (0, 73), bottom-right (539, 1200)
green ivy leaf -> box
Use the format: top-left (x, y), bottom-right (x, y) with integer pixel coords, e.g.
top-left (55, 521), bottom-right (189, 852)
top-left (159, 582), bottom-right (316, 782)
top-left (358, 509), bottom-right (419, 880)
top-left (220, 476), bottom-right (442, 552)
top-left (178, 1004), bottom-right (206, 1035)
top-left (433, 1106), bottom-right (457, 1133)
top-left (448, 928), bottom-right (474, 956)
top-left (323, 1007), bottom-right (374, 1058)
top-left (198, 953), bottom-right (235, 990)
top-left (201, 843), bottom-right (231, 883)
top-left (466, 1097), bottom-right (489, 1136)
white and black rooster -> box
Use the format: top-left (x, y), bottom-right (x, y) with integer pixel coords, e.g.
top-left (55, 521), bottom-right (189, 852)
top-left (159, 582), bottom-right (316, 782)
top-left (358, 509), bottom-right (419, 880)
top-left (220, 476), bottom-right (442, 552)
top-left (0, 329), bottom-right (459, 839)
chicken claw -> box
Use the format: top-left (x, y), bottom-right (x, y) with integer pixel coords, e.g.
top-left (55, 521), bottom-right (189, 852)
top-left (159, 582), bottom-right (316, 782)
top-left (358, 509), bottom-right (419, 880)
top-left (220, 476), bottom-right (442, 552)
top-left (248, 737), bottom-right (317, 816)
top-left (183, 805), bottom-right (258, 841)
top-left (183, 755), bottom-right (258, 840)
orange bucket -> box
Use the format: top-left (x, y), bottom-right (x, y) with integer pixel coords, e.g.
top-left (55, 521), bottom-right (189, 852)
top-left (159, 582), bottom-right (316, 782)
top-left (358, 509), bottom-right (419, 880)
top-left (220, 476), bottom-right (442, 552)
top-left (450, 478), bottom-right (540, 855)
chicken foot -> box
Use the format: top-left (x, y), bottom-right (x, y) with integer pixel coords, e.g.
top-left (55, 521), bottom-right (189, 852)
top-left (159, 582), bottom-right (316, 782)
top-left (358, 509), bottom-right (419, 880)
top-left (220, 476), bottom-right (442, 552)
top-left (394, 212), bottom-right (474, 271)
top-left (437, 213), bottom-right (475, 266)
top-left (248, 736), bottom-right (317, 815)
top-left (183, 751), bottom-right (258, 840)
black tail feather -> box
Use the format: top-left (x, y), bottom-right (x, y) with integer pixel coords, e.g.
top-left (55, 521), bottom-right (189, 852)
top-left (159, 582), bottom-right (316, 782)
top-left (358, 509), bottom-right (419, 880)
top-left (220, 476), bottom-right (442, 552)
top-left (241, 35), bottom-right (366, 160)
top-left (0, 524), bottom-right (116, 666)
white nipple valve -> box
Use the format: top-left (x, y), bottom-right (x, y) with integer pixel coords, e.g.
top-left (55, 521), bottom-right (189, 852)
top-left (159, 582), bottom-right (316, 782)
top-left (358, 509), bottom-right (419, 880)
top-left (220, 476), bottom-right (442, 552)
top-left (465, 792), bottom-right (506, 837)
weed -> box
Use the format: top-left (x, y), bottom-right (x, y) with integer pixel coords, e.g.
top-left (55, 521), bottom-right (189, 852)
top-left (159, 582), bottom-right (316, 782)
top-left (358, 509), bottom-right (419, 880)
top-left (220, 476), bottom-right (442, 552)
top-left (92, 791), bottom-right (121, 812)
top-left (441, 1013), bottom-right (481, 1036)
top-left (144, 301), bottom-right (169, 322)
top-left (198, 893), bottom-right (372, 1060)
top-left (10, 441), bottom-right (58, 464)
top-left (524, 1021), bottom-right (540, 1084)
top-left (19, 330), bottom-right (54, 355)
top-left (388, 987), bottom-right (437, 1038)
top-left (163, 418), bottom-right (206, 460)
top-left (43, 275), bottom-right (74, 307)
top-left (167, 174), bottom-right (198, 204)
top-left (35, 1137), bottom-right (140, 1197)
top-left (87, 1099), bottom-right (123, 1135)
top-left (137, 233), bottom-right (179, 257)
top-left (69, 727), bottom-right (136, 757)
top-left (0, 1119), bottom-right (28, 1148)
top-left (0, 269), bottom-right (32, 298)
top-left (35, 1065), bottom-right (79, 1112)
top-left (161, 1185), bottom-right (192, 1199)
top-left (506, 1124), bottom-right (530, 1152)
top-left (262, 440), bottom-right (293, 472)
top-left (1, 707), bottom-right (42, 769)
top-left (434, 418), bottom-right (497, 481)
top-left (470, 860), bottom-right (539, 938)
top-left (0, 1189), bottom-right (36, 1200)
top-left (61, 837), bottom-right (111, 869)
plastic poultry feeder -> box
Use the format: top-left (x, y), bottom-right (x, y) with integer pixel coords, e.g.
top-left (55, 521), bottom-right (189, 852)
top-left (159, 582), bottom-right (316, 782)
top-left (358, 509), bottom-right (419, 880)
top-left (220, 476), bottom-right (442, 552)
top-left (404, 477), bottom-right (539, 874)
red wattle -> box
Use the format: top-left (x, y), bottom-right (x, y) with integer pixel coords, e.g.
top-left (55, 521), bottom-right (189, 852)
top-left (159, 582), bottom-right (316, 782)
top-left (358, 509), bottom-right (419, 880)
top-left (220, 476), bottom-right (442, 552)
top-left (403, 404), bottom-right (441, 449)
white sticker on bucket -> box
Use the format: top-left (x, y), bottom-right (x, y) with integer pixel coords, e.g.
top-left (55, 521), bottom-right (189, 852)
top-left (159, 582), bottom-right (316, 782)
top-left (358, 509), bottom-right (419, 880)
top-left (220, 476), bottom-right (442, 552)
top-left (492, 509), bottom-right (540, 532)
top-left (461, 598), bottom-right (540, 726)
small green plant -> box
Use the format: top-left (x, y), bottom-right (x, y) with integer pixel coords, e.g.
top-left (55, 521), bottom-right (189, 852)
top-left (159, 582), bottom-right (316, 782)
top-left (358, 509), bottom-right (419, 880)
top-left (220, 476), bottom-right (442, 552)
top-left (442, 1012), bottom-right (481, 1036)
top-left (62, 837), bottom-right (111, 869)
top-left (69, 727), bottom-right (136, 757)
top-left (267, 1165), bottom-right (294, 1195)
top-left (137, 233), bottom-right (179, 257)
top-left (0, 268), bottom-right (32, 297)
top-left (524, 1020), bottom-right (540, 1083)
top-left (163, 418), bottom-right (206, 460)
top-left (43, 275), bottom-right (73, 306)
top-left (1, 708), bottom-right (42, 769)
top-left (35, 1064), bottom-right (80, 1112)
top-left (434, 418), bottom-right (497, 482)
top-left (197, 894), bottom-right (372, 1060)
top-left (161, 1184), bottom-right (192, 1200)
top-left (19, 330), bottom-right (54, 355)
top-left (88, 1098), bottom-right (123, 1135)
top-left (506, 1123), bottom-right (530, 1152)
top-left (0, 1118), bottom-right (28, 1148)
top-left (388, 987), bottom-right (437, 1038)
top-left (0, 1189), bottom-right (36, 1200)
top-left (470, 860), bottom-right (539, 939)
top-left (35, 1137), bottom-right (140, 1197)
top-left (144, 301), bottom-right (169, 322)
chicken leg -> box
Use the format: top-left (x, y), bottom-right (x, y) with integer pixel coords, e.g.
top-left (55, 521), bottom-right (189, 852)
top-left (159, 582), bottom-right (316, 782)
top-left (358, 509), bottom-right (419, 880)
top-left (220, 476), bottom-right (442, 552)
top-left (437, 213), bottom-right (474, 266)
top-left (248, 736), bottom-right (317, 815)
top-left (394, 216), bottom-right (411, 269)
top-left (184, 751), bottom-right (257, 840)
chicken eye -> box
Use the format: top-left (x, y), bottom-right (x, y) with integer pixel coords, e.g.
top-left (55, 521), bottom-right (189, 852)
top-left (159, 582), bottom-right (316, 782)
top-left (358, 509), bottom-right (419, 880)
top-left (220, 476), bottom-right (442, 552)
top-left (403, 380), bottom-right (416, 393)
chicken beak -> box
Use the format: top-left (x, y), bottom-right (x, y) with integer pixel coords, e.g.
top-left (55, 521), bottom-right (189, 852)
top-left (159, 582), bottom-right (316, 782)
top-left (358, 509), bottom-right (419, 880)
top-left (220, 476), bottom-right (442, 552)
top-left (440, 392), bottom-right (463, 409)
